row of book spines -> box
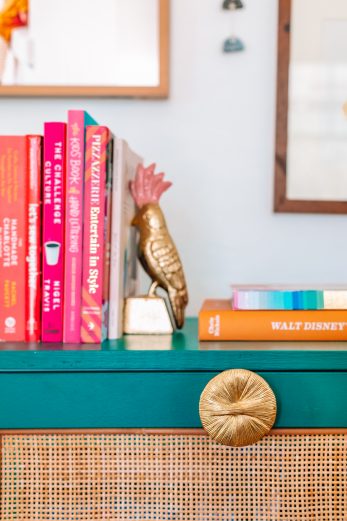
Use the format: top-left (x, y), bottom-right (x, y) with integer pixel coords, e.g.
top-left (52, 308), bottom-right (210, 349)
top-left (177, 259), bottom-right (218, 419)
top-left (233, 290), bottom-right (347, 311)
top-left (0, 122), bottom-right (110, 343)
top-left (199, 300), bottom-right (347, 341)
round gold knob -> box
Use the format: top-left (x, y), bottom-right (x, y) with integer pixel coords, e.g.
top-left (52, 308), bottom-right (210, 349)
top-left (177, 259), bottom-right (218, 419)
top-left (199, 369), bottom-right (277, 447)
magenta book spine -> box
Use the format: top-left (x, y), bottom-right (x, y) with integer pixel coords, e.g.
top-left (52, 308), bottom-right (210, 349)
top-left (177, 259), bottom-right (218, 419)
top-left (42, 122), bottom-right (67, 342)
top-left (80, 126), bottom-right (109, 343)
top-left (63, 111), bottom-right (86, 343)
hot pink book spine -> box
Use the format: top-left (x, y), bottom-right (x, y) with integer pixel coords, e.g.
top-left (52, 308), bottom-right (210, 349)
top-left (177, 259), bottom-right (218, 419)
top-left (80, 126), bottom-right (109, 343)
top-left (63, 111), bottom-right (86, 343)
top-left (42, 122), bottom-right (66, 342)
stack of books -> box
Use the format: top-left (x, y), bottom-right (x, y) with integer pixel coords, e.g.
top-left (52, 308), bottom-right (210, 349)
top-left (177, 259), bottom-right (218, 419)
top-left (0, 110), bottom-right (142, 344)
top-left (199, 285), bottom-right (347, 341)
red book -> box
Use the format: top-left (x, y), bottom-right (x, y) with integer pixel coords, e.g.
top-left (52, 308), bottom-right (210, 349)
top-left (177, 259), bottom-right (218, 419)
top-left (0, 137), bottom-right (27, 341)
top-left (80, 126), bottom-right (112, 343)
top-left (25, 136), bottom-right (42, 342)
top-left (42, 123), bottom-right (67, 343)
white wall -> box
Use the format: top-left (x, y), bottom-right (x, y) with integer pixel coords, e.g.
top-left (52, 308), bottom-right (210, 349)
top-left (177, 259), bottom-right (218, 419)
top-left (21, 0), bottom-right (159, 86)
top-left (0, 0), bottom-right (346, 315)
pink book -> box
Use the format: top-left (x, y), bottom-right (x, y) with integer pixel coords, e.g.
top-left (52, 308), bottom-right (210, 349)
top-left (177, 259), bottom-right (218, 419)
top-left (63, 110), bottom-right (97, 343)
top-left (42, 122), bottom-right (67, 342)
top-left (80, 126), bottom-right (111, 343)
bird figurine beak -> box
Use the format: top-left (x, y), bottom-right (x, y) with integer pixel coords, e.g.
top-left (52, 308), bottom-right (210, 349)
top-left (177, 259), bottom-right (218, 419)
top-left (131, 214), bottom-right (138, 227)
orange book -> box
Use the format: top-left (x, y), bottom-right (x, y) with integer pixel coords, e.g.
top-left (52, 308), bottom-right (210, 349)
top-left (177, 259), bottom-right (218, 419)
top-left (199, 299), bottom-right (347, 341)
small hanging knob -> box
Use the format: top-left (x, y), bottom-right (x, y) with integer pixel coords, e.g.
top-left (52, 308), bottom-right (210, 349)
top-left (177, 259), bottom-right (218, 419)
top-left (199, 369), bottom-right (277, 447)
top-left (223, 37), bottom-right (245, 53)
top-left (223, 0), bottom-right (244, 10)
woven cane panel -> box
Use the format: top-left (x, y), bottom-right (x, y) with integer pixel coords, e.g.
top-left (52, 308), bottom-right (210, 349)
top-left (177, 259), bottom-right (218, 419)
top-left (1, 433), bottom-right (347, 521)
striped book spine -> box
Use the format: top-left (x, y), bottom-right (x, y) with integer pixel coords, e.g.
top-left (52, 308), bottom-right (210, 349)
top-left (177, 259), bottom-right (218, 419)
top-left (232, 286), bottom-right (347, 310)
top-left (80, 126), bottom-right (110, 343)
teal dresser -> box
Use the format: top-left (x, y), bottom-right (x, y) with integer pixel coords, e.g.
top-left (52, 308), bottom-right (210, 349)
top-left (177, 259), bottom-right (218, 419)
top-left (1, 318), bottom-right (346, 520)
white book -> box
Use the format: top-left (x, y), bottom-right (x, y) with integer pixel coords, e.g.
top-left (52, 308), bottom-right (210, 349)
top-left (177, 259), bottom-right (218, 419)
top-left (108, 138), bottom-right (143, 339)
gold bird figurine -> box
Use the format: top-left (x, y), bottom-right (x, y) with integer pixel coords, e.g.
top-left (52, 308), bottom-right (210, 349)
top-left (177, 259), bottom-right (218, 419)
top-left (130, 164), bottom-right (188, 329)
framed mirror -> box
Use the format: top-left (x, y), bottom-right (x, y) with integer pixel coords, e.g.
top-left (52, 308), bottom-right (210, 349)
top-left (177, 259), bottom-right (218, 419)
top-left (275, 0), bottom-right (347, 213)
top-left (0, 0), bottom-right (169, 97)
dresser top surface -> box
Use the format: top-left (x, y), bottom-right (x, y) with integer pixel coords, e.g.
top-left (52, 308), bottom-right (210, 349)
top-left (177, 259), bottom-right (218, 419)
top-left (0, 318), bottom-right (347, 372)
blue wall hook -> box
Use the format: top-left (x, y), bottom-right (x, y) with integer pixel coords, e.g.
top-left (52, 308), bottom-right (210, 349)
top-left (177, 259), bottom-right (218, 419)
top-left (223, 37), bottom-right (245, 53)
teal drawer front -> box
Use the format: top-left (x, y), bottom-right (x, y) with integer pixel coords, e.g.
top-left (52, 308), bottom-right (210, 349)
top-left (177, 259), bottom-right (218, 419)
top-left (0, 371), bottom-right (345, 429)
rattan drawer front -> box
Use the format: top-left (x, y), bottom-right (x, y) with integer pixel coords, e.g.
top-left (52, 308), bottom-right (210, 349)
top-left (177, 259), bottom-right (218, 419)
top-left (1, 430), bottom-right (347, 521)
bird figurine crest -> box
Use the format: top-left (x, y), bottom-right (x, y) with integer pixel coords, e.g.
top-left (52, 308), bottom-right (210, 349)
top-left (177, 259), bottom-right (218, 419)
top-left (123, 163), bottom-right (188, 334)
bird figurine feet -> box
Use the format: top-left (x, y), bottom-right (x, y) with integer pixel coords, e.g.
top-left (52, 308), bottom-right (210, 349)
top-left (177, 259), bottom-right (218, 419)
top-left (123, 164), bottom-right (188, 335)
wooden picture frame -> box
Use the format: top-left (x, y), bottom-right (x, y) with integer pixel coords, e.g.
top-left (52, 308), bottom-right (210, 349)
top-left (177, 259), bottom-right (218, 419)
top-left (274, 0), bottom-right (347, 214)
top-left (0, 0), bottom-right (169, 98)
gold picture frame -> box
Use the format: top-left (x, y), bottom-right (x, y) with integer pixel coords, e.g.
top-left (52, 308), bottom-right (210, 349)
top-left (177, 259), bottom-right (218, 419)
top-left (0, 0), bottom-right (169, 98)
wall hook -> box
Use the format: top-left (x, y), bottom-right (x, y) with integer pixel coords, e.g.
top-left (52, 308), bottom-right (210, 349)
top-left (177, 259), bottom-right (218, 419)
top-left (223, 37), bottom-right (245, 53)
top-left (222, 0), bottom-right (244, 11)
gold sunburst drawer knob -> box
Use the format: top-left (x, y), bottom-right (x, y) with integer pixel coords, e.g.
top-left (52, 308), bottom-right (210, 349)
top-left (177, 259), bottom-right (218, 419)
top-left (199, 369), bottom-right (277, 448)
